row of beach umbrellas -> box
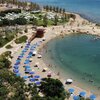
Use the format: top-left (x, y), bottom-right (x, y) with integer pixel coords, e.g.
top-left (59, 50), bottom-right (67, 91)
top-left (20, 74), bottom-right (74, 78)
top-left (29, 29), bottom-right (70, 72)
top-left (13, 40), bottom-right (43, 86)
top-left (13, 42), bottom-right (31, 76)
top-left (16, 41), bottom-right (42, 85)
top-left (68, 88), bottom-right (96, 100)
top-left (22, 40), bottom-right (45, 85)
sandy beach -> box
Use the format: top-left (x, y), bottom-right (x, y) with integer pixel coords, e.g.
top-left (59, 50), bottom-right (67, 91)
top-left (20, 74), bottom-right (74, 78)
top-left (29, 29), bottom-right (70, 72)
top-left (0, 12), bottom-right (99, 99)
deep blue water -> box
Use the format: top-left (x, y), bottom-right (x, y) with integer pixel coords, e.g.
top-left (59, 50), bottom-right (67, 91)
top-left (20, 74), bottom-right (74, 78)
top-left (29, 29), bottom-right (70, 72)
top-left (30, 0), bottom-right (100, 23)
top-left (43, 34), bottom-right (100, 94)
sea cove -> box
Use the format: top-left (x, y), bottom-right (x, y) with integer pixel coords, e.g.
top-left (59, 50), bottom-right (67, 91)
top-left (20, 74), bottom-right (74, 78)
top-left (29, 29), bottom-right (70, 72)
top-left (43, 33), bottom-right (100, 95)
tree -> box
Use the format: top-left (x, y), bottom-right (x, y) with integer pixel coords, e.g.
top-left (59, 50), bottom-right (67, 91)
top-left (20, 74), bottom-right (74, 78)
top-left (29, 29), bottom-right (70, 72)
top-left (43, 6), bottom-right (46, 10)
top-left (59, 8), bottom-right (62, 13)
top-left (49, 6), bottom-right (53, 12)
top-left (33, 18), bottom-right (38, 26)
top-left (15, 17), bottom-right (27, 25)
top-left (43, 14), bottom-right (48, 27)
top-left (24, 26), bottom-right (28, 33)
top-left (0, 84), bottom-right (9, 99)
top-left (64, 13), bottom-right (69, 22)
top-left (53, 6), bottom-right (56, 12)
top-left (45, 5), bottom-right (49, 11)
top-left (0, 20), bottom-right (3, 26)
top-left (54, 14), bottom-right (58, 25)
top-left (63, 8), bottom-right (65, 14)
top-left (39, 78), bottom-right (66, 99)
top-left (56, 7), bottom-right (59, 13)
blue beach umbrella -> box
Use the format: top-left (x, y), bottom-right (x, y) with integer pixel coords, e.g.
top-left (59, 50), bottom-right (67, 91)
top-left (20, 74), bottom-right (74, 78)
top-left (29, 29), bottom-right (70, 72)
top-left (29, 51), bottom-right (33, 54)
top-left (25, 46), bottom-right (29, 48)
top-left (16, 60), bottom-right (20, 63)
top-left (68, 88), bottom-right (75, 93)
top-left (90, 94), bottom-right (96, 100)
top-left (13, 69), bottom-right (19, 73)
top-left (34, 75), bottom-right (40, 79)
top-left (28, 53), bottom-right (32, 56)
top-left (24, 61), bottom-right (30, 64)
top-left (35, 81), bottom-right (41, 86)
top-left (14, 63), bottom-right (20, 65)
top-left (22, 50), bottom-right (25, 52)
top-left (79, 91), bottom-right (86, 97)
top-left (23, 76), bottom-right (28, 79)
top-left (25, 68), bottom-right (31, 72)
top-left (15, 61), bottom-right (20, 63)
top-left (27, 55), bottom-right (31, 58)
top-left (29, 71), bottom-right (35, 75)
top-left (16, 59), bottom-right (21, 62)
top-left (25, 59), bottom-right (30, 62)
top-left (18, 56), bottom-right (23, 59)
top-left (29, 78), bottom-right (35, 82)
top-left (73, 96), bottom-right (80, 100)
top-left (20, 54), bottom-right (24, 56)
top-left (14, 65), bottom-right (19, 69)
top-left (25, 44), bottom-right (30, 46)
top-left (16, 59), bottom-right (21, 61)
top-left (16, 73), bottom-right (21, 76)
top-left (25, 66), bottom-right (30, 69)
top-left (30, 48), bottom-right (34, 51)
top-left (22, 49), bottom-right (27, 52)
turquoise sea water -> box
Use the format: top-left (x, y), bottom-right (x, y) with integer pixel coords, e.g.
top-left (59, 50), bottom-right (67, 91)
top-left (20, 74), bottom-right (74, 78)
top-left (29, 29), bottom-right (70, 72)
top-left (43, 34), bottom-right (100, 94)
top-left (31, 0), bottom-right (100, 24)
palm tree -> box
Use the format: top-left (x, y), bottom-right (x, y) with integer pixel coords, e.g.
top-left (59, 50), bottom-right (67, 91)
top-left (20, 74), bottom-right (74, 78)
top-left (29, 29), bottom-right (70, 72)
top-left (49, 6), bottom-right (52, 12)
top-left (45, 5), bottom-right (49, 11)
top-left (43, 6), bottom-right (46, 10)
top-left (59, 8), bottom-right (62, 13)
top-left (63, 8), bottom-right (65, 14)
top-left (53, 6), bottom-right (56, 12)
top-left (56, 6), bottom-right (59, 13)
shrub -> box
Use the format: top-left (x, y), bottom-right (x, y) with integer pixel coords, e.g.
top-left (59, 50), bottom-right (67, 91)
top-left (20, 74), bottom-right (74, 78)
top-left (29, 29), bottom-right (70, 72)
top-left (15, 35), bottom-right (28, 44)
top-left (6, 45), bottom-right (13, 49)
top-left (0, 9), bottom-right (21, 17)
top-left (0, 51), bottom-right (12, 69)
top-left (39, 78), bottom-right (66, 99)
top-left (15, 17), bottom-right (27, 25)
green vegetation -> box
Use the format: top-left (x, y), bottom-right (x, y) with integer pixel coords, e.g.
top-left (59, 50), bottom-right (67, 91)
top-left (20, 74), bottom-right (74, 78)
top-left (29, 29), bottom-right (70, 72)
top-left (96, 23), bottom-right (100, 27)
top-left (54, 14), bottom-right (58, 25)
top-left (43, 5), bottom-right (65, 13)
top-left (43, 14), bottom-right (48, 27)
top-left (0, 69), bottom-right (41, 100)
top-left (6, 44), bottom-right (13, 49)
top-left (0, 9), bottom-right (21, 17)
top-left (15, 35), bottom-right (28, 44)
top-left (0, 52), bottom-right (67, 99)
top-left (0, 51), bottom-right (40, 99)
top-left (0, 51), bottom-right (12, 69)
top-left (0, 17), bottom-right (27, 26)
top-left (39, 78), bottom-right (66, 99)
top-left (15, 17), bottom-right (27, 25)
top-left (0, 30), bottom-right (16, 48)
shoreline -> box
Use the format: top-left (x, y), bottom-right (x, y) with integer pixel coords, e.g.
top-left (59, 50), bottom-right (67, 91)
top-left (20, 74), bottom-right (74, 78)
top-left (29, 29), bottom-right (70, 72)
top-left (41, 34), bottom-right (100, 97)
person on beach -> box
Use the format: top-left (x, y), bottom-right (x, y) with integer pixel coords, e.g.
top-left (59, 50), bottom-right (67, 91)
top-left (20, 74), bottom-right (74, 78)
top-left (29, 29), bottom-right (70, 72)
top-left (57, 72), bottom-right (60, 76)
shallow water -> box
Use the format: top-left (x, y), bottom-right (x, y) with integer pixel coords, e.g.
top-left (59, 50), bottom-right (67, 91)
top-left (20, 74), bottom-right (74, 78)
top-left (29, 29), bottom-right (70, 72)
top-left (30, 0), bottom-right (100, 24)
top-left (42, 33), bottom-right (100, 95)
